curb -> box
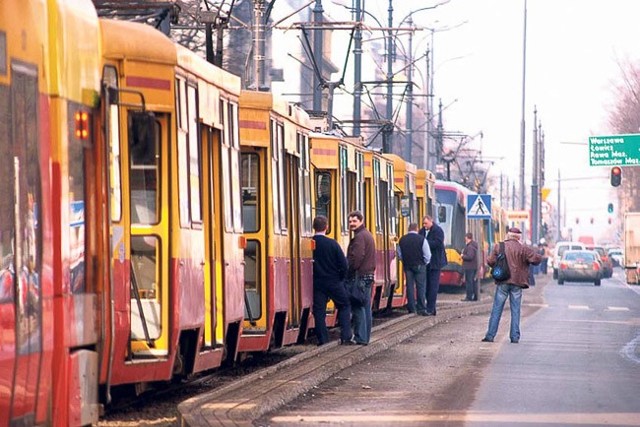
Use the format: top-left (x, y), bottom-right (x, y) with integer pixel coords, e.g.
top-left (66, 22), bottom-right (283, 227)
top-left (178, 299), bottom-right (493, 426)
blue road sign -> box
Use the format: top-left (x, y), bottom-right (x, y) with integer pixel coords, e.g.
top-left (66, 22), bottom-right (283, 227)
top-left (467, 194), bottom-right (492, 219)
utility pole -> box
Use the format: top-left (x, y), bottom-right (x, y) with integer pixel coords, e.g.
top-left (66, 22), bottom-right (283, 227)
top-left (252, 0), bottom-right (267, 91)
top-left (531, 106), bottom-right (539, 244)
top-left (557, 169), bottom-right (562, 242)
top-left (353, 0), bottom-right (363, 136)
top-left (519, 0), bottom-right (528, 211)
top-left (312, 0), bottom-right (324, 111)
top-left (404, 15), bottom-right (414, 162)
top-left (437, 98), bottom-right (443, 165)
top-left (383, 0), bottom-right (394, 153)
top-left (424, 48), bottom-right (432, 170)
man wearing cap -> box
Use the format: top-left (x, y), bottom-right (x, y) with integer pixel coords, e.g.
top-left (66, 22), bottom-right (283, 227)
top-left (482, 227), bottom-right (542, 344)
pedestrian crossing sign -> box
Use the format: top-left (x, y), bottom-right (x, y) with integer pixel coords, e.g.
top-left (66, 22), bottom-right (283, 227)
top-left (466, 194), bottom-right (492, 219)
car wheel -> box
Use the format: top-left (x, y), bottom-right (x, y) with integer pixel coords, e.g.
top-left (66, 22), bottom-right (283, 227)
top-left (553, 269), bottom-right (558, 280)
top-left (558, 278), bottom-right (564, 285)
top-left (595, 279), bottom-right (601, 286)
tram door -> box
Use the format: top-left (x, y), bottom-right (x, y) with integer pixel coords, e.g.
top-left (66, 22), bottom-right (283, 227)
top-left (125, 110), bottom-right (169, 357)
top-left (2, 65), bottom-right (43, 425)
top-left (285, 153), bottom-right (301, 327)
top-left (103, 66), bottom-right (170, 359)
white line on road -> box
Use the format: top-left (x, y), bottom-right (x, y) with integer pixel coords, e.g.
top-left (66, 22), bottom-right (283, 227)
top-left (607, 306), bottom-right (630, 311)
top-left (567, 305), bottom-right (590, 310)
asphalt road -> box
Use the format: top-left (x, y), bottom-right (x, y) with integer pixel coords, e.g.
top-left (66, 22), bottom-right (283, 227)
top-left (255, 269), bottom-right (640, 427)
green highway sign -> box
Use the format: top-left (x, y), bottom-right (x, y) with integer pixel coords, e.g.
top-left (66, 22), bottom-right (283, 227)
top-left (589, 134), bottom-right (640, 166)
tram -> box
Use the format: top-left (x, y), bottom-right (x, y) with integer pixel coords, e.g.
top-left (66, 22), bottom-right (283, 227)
top-left (1, 1), bottom-right (499, 424)
top-left (238, 90), bottom-right (314, 351)
top-left (434, 179), bottom-right (509, 285)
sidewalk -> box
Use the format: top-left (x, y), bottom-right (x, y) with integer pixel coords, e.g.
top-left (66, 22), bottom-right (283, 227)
top-left (178, 288), bottom-right (498, 427)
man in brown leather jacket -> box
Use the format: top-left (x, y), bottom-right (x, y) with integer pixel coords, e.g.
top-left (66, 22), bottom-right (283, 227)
top-left (482, 227), bottom-right (542, 344)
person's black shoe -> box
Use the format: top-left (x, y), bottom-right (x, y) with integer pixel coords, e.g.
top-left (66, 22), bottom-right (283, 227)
top-left (340, 339), bottom-right (357, 345)
top-left (355, 341), bottom-right (369, 346)
top-left (511, 339), bottom-right (519, 344)
top-left (417, 311), bottom-right (428, 316)
top-left (461, 298), bottom-right (472, 301)
top-left (481, 337), bottom-right (494, 342)
top-left (472, 297), bottom-right (478, 301)
top-left (425, 312), bottom-right (436, 316)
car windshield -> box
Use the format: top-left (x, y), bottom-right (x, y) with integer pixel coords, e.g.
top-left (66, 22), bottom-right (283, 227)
top-left (564, 252), bottom-right (594, 262)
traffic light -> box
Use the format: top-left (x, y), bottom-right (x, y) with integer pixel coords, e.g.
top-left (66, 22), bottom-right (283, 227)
top-left (610, 166), bottom-right (622, 187)
top-left (607, 203), bottom-right (614, 213)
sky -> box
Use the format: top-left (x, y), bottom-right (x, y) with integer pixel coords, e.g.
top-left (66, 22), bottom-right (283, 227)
top-left (310, 0), bottom-right (640, 242)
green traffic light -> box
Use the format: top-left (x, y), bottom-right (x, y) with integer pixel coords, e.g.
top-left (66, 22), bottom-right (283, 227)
top-left (607, 203), bottom-right (614, 213)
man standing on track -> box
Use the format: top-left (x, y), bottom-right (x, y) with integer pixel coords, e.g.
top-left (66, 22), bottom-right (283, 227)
top-left (346, 211), bottom-right (376, 345)
top-left (311, 216), bottom-right (353, 346)
top-left (420, 215), bottom-right (447, 316)
top-left (398, 222), bottom-right (431, 315)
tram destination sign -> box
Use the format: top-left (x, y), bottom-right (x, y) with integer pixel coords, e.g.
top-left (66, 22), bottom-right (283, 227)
top-left (588, 134), bottom-right (640, 167)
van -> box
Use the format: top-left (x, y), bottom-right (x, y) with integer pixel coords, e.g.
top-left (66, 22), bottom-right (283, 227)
top-left (551, 241), bottom-right (587, 279)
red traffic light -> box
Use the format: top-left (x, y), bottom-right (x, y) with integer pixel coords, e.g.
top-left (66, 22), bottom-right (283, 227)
top-left (610, 166), bottom-right (622, 187)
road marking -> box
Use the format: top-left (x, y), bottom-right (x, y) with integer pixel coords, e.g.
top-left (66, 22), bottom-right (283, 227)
top-left (621, 333), bottom-right (640, 365)
top-left (524, 303), bottom-right (549, 308)
top-left (269, 412), bottom-right (640, 425)
top-left (568, 305), bottom-right (590, 310)
top-left (607, 306), bottom-right (630, 311)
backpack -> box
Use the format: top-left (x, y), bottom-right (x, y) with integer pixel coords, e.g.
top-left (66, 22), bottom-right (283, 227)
top-left (491, 242), bottom-right (511, 282)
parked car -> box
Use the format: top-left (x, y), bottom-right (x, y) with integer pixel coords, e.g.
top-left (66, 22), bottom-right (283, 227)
top-left (557, 250), bottom-right (602, 286)
top-left (587, 245), bottom-right (613, 278)
top-left (608, 248), bottom-right (624, 267)
top-left (551, 241), bottom-right (587, 279)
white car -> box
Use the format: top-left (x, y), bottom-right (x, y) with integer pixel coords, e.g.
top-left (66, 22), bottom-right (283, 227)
top-left (552, 241), bottom-right (587, 279)
top-left (608, 248), bottom-right (624, 267)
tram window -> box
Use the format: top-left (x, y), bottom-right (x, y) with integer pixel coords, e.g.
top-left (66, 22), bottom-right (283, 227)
top-left (315, 172), bottom-right (331, 231)
top-left (339, 146), bottom-right (348, 233)
top-left (0, 85), bottom-right (14, 302)
top-left (130, 235), bottom-right (162, 340)
top-left (229, 102), bottom-right (242, 232)
top-left (241, 153), bottom-right (260, 233)
top-left (438, 205), bottom-right (447, 224)
top-left (244, 239), bottom-right (262, 321)
top-left (129, 111), bottom-right (160, 225)
top-left (187, 85), bottom-right (202, 224)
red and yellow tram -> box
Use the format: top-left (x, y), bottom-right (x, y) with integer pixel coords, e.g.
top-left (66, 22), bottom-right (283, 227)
top-left (1, 0), bottom-right (467, 424)
top-left (1, 0), bottom-right (102, 424)
top-left (238, 90), bottom-right (314, 351)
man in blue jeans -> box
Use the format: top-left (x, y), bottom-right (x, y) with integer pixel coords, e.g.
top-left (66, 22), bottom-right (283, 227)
top-left (311, 215), bottom-right (353, 346)
top-left (420, 215), bottom-right (448, 315)
top-left (482, 227), bottom-right (542, 344)
top-left (397, 223), bottom-right (431, 315)
top-left (346, 211), bottom-right (376, 345)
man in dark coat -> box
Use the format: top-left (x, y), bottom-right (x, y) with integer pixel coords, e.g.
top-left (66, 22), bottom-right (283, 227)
top-left (420, 215), bottom-right (447, 315)
top-left (312, 216), bottom-right (353, 345)
top-left (461, 232), bottom-right (479, 301)
top-left (398, 222), bottom-right (431, 315)
top-left (346, 211), bottom-right (376, 345)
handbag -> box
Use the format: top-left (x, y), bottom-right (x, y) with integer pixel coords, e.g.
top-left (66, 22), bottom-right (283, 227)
top-left (491, 242), bottom-right (511, 282)
top-left (346, 276), bottom-right (368, 307)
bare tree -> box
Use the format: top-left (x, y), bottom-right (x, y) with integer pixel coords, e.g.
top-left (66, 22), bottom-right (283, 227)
top-left (608, 58), bottom-right (640, 212)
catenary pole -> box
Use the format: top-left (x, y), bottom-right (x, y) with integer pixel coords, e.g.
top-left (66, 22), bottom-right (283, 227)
top-left (519, 0), bottom-right (527, 212)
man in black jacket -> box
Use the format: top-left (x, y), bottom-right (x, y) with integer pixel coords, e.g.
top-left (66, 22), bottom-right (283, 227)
top-left (398, 222), bottom-right (431, 315)
top-left (420, 215), bottom-right (448, 315)
top-left (312, 216), bottom-right (353, 345)
top-left (461, 233), bottom-right (479, 301)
